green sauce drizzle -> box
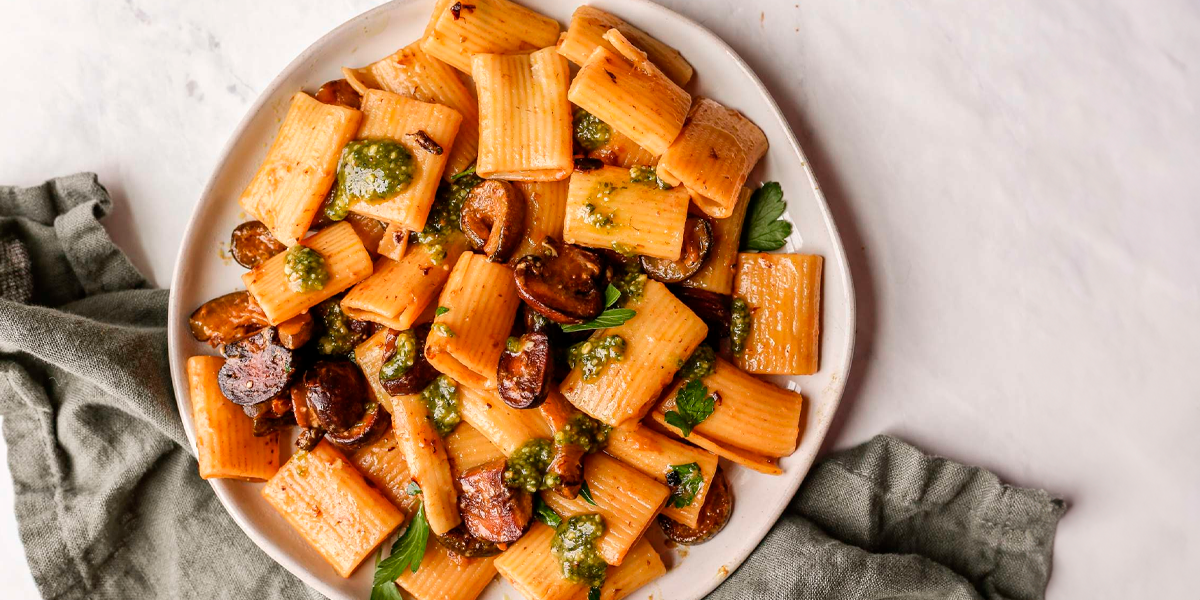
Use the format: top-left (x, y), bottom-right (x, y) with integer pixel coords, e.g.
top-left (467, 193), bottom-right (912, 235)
top-left (418, 375), bottom-right (460, 437)
top-left (580, 203), bottom-right (616, 229)
top-left (413, 169), bottom-right (483, 263)
top-left (314, 298), bottom-right (366, 356)
top-left (730, 297), bottom-right (752, 355)
top-left (629, 166), bottom-right (672, 190)
top-left (677, 345), bottom-right (716, 382)
top-left (283, 246), bottom-right (329, 293)
top-left (554, 413), bottom-right (611, 454)
top-left (552, 514), bottom-right (608, 588)
top-left (568, 335), bottom-right (626, 381)
top-left (379, 329), bottom-right (418, 382)
top-left (573, 108), bottom-right (612, 152)
top-left (326, 139), bottom-right (416, 221)
top-left (504, 438), bottom-right (557, 493)
top-left (611, 271), bottom-right (647, 304)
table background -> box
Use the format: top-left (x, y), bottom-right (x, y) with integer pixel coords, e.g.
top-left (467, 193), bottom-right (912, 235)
top-left (2, 0), bottom-right (1196, 597)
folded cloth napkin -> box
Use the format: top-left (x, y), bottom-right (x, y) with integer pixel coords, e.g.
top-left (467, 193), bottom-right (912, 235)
top-left (0, 174), bottom-right (1066, 600)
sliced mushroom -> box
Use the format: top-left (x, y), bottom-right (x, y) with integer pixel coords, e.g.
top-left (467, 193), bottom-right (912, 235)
top-left (230, 220), bottom-right (286, 269)
top-left (459, 180), bottom-right (526, 262)
top-left (302, 360), bottom-right (389, 450)
top-left (670, 286), bottom-right (732, 334)
top-left (324, 401), bottom-right (390, 450)
top-left (314, 79), bottom-right (362, 109)
top-left (497, 332), bottom-right (553, 409)
top-left (513, 239), bottom-right (605, 324)
top-left (457, 458), bottom-right (533, 543)
top-left (640, 216), bottom-right (713, 283)
top-left (537, 394), bottom-right (586, 499)
top-left (433, 525), bottom-right (502, 558)
top-left (379, 324), bottom-right (439, 396)
top-left (522, 303), bottom-right (556, 335)
top-left (276, 312), bottom-right (314, 350)
top-left (189, 291), bottom-right (269, 347)
top-left (218, 327), bottom-right (296, 405)
top-left (657, 466), bottom-right (734, 545)
top-left (242, 396), bottom-right (296, 436)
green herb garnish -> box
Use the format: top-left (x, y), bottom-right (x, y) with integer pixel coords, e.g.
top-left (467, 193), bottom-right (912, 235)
top-left (666, 462), bottom-right (704, 508)
top-left (663, 379), bottom-right (717, 437)
top-left (449, 164), bottom-right (477, 182)
top-left (372, 503), bottom-right (429, 597)
top-left (435, 306), bottom-right (449, 316)
top-left (741, 181), bottom-right (792, 251)
top-left (534, 495), bottom-right (562, 528)
top-left (579, 481), bottom-right (598, 506)
top-left (406, 481), bottom-right (422, 496)
top-left (562, 284), bottom-right (636, 333)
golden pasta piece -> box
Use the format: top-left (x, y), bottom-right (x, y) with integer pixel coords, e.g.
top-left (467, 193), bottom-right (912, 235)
top-left (445, 422), bottom-right (507, 477)
top-left (733, 253), bottom-right (823, 375)
top-left (458, 385), bottom-right (553, 454)
top-left (242, 221), bottom-right (373, 325)
top-left (187, 356), bottom-right (279, 481)
top-left (347, 90), bottom-right (462, 230)
top-left (345, 433), bottom-right (421, 516)
top-left (340, 235), bottom-right (468, 331)
top-left (588, 128), bottom-right (659, 169)
top-left (355, 331), bottom-right (461, 535)
top-left (540, 453), bottom-right (669, 566)
top-left (425, 252), bottom-right (522, 391)
top-left (396, 540), bottom-right (497, 600)
top-left (568, 30), bottom-right (691, 157)
top-left (561, 280), bottom-right (707, 426)
top-left (557, 5), bottom-right (693, 86)
top-left (680, 187), bottom-right (752, 295)
top-left (375, 222), bottom-right (409, 261)
top-left (472, 48), bottom-right (573, 181)
top-left (342, 41), bottom-right (480, 177)
top-left (604, 424), bottom-right (719, 528)
top-left (562, 165), bottom-right (690, 260)
top-left (512, 180), bottom-right (569, 258)
top-left (261, 441), bottom-right (404, 578)
top-left (647, 414), bottom-right (782, 475)
top-left (494, 523), bottom-right (665, 600)
top-left (657, 98), bottom-right (768, 219)
top-left (420, 0), bottom-right (561, 74)
top-left (238, 92), bottom-right (361, 246)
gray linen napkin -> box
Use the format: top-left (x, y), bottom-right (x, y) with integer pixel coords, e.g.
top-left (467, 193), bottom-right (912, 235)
top-left (0, 174), bottom-right (1065, 600)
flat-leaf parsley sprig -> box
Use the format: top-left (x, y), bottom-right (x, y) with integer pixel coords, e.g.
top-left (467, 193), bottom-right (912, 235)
top-left (741, 181), bottom-right (792, 251)
top-left (561, 284), bottom-right (635, 333)
top-left (663, 378), bottom-right (717, 437)
top-left (371, 501), bottom-right (430, 599)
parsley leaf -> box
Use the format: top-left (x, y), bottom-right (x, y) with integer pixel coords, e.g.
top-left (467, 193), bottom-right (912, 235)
top-left (741, 181), bottom-right (792, 251)
top-left (603, 284), bottom-right (620, 308)
top-left (579, 481), bottom-right (598, 506)
top-left (534, 495), bottom-right (562, 528)
top-left (589, 586), bottom-right (602, 600)
top-left (561, 309), bottom-right (636, 333)
top-left (371, 581), bottom-right (404, 600)
top-left (663, 379), bottom-right (717, 437)
top-left (406, 481), bottom-right (422, 496)
top-left (449, 164), bottom-right (477, 182)
top-left (435, 306), bottom-right (449, 316)
top-left (666, 462), bottom-right (704, 508)
top-left (373, 503), bottom-right (430, 590)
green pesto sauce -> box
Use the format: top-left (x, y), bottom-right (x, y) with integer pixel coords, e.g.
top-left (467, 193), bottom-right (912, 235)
top-left (554, 413), bottom-right (610, 454)
top-left (590, 181), bottom-right (620, 204)
top-left (379, 329), bottom-right (418, 382)
top-left (730, 297), bottom-right (752, 355)
top-left (611, 271), bottom-right (647, 304)
top-left (431, 322), bottom-right (455, 338)
top-left (315, 299), bottom-right (367, 356)
top-left (505, 336), bottom-right (524, 353)
top-left (552, 514), bottom-right (607, 588)
top-left (504, 438), bottom-right (558, 493)
top-left (580, 203), bottom-right (616, 229)
top-left (283, 246), bottom-right (329, 293)
top-left (413, 170), bottom-right (483, 263)
top-left (418, 375), bottom-right (460, 437)
top-left (677, 345), bottom-right (716, 382)
top-left (610, 241), bottom-right (636, 256)
top-left (568, 335), bottom-right (626, 381)
top-left (629, 166), bottom-right (672, 190)
top-left (325, 139), bottom-right (416, 221)
top-left (666, 462), bottom-right (704, 509)
top-left (573, 108), bottom-right (612, 152)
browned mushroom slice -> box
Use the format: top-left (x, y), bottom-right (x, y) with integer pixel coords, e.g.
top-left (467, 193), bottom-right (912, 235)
top-left (433, 525), bottom-right (502, 558)
top-left (324, 400), bottom-right (390, 450)
top-left (640, 216), bottom-right (714, 283)
top-left (302, 361), bottom-right (370, 432)
top-left (497, 332), bottom-right (553, 409)
top-left (314, 79), bottom-right (362, 109)
top-left (276, 312), bottom-right (314, 350)
top-left (513, 239), bottom-right (605, 324)
top-left (537, 394), bottom-right (586, 499)
top-left (378, 324), bottom-right (439, 396)
top-left (657, 466), bottom-right (734, 545)
top-left (230, 220), bottom-right (286, 269)
top-left (522, 303), bottom-right (556, 335)
top-left (189, 291), bottom-right (269, 348)
top-left (242, 397), bottom-right (296, 436)
top-left (459, 180), bottom-right (526, 262)
top-left (218, 327), bottom-right (296, 406)
top-left (670, 286), bottom-right (732, 333)
top-left (457, 458), bottom-right (533, 543)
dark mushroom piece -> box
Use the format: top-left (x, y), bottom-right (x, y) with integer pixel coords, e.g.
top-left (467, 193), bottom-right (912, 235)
top-left (289, 384), bottom-right (325, 451)
top-left (242, 396), bottom-right (297, 436)
top-left (378, 324), bottom-right (439, 396)
top-left (459, 179), bottom-right (526, 263)
top-left (301, 360), bottom-right (390, 450)
top-left (657, 466), bottom-right (734, 545)
top-left (189, 291), bottom-right (269, 348)
top-left (513, 238), bottom-right (605, 325)
top-left (497, 332), bottom-right (554, 409)
top-left (276, 312), bottom-right (314, 350)
top-left (640, 216), bottom-right (713, 283)
top-left (670, 286), bottom-right (732, 334)
top-left (457, 458), bottom-right (533, 543)
top-left (433, 525), bottom-right (502, 558)
top-left (230, 220), bottom-right (286, 269)
top-left (218, 327), bottom-right (296, 406)
top-left (314, 79), bottom-right (362, 109)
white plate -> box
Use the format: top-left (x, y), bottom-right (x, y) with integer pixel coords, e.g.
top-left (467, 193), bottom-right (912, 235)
top-left (167, 1), bottom-right (855, 598)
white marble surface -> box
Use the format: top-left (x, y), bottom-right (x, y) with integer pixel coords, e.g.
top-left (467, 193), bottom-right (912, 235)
top-left (1, 0), bottom-right (1197, 598)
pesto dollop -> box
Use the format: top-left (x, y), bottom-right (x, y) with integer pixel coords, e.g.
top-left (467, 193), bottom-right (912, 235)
top-left (629, 166), bottom-right (672, 190)
top-left (325, 139), bottom-right (416, 221)
top-left (568, 335), bottom-right (626, 381)
top-left (730, 297), bottom-right (752, 355)
top-left (611, 270), bottom-right (647, 304)
top-left (552, 514), bottom-right (608, 588)
top-left (504, 438), bottom-right (557, 493)
top-left (573, 108), bottom-right (612, 151)
top-left (314, 298), bottom-right (366, 356)
top-left (677, 345), bottom-right (716, 381)
top-left (580, 203), bottom-right (616, 229)
top-left (554, 413), bottom-right (610, 454)
top-left (379, 329), bottom-right (418, 382)
top-left (283, 246), bottom-right (329, 293)
top-left (418, 375), bottom-right (460, 436)
top-left (413, 169), bottom-right (483, 263)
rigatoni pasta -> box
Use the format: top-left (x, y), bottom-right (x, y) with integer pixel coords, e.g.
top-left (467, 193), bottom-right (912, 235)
top-left (238, 92), bottom-right (361, 246)
top-left (512, 180), bottom-right (569, 258)
top-left (458, 385), bottom-right (553, 454)
top-left (376, 222), bottom-right (409, 261)
top-left (586, 128), bottom-right (659, 169)
top-left (472, 48), bottom-right (573, 181)
top-left (562, 165), bottom-right (691, 260)
top-left (557, 6), bottom-right (693, 86)
top-left (420, 0), bottom-right (561, 74)
top-left (604, 424), bottom-right (719, 528)
top-left (187, 356), bottom-right (278, 481)
top-left (681, 187), bottom-right (752, 295)
top-left (340, 235), bottom-right (468, 331)
top-left (445, 422), bottom-right (508, 476)
top-left (733, 253), bottom-right (823, 375)
top-left (345, 433), bottom-right (421, 515)
top-left (494, 524), bottom-right (666, 600)
top-left (395, 541), bottom-right (497, 600)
